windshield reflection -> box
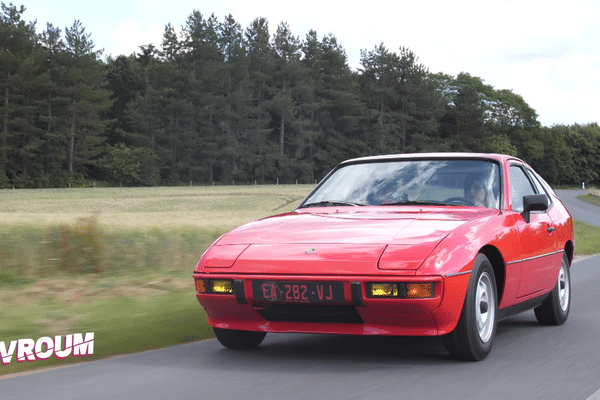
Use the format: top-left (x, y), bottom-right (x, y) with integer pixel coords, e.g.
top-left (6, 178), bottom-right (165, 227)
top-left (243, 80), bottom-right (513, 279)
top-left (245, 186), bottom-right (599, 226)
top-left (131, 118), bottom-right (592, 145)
top-left (301, 159), bottom-right (500, 209)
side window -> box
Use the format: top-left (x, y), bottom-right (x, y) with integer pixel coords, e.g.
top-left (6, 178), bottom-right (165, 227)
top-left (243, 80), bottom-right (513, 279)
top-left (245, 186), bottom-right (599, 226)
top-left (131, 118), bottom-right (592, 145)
top-left (509, 165), bottom-right (536, 212)
top-left (526, 169), bottom-right (553, 208)
top-left (532, 169), bottom-right (557, 197)
top-left (526, 169), bottom-right (545, 194)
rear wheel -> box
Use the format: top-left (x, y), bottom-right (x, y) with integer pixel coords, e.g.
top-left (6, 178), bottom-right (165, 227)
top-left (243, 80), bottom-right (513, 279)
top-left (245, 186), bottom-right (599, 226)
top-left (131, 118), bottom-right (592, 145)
top-left (444, 253), bottom-right (498, 361)
top-left (213, 328), bottom-right (266, 349)
top-left (534, 253), bottom-right (570, 325)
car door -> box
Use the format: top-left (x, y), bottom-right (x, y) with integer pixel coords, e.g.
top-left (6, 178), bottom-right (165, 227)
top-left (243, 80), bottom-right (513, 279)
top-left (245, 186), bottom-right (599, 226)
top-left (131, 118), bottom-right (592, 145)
top-left (509, 164), bottom-right (560, 298)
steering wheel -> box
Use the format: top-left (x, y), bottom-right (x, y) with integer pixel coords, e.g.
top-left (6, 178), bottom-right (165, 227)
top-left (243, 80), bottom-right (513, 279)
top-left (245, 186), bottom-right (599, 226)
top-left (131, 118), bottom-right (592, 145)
top-left (443, 197), bottom-right (475, 206)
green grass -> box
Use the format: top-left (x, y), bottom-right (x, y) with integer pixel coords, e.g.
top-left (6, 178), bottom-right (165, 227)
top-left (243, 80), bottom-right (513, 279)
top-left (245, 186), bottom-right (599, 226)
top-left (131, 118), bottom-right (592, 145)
top-left (574, 220), bottom-right (600, 256)
top-left (0, 268), bottom-right (34, 287)
top-left (577, 193), bottom-right (600, 207)
top-left (574, 191), bottom-right (600, 255)
top-left (0, 286), bottom-right (212, 376)
top-left (0, 223), bottom-right (222, 278)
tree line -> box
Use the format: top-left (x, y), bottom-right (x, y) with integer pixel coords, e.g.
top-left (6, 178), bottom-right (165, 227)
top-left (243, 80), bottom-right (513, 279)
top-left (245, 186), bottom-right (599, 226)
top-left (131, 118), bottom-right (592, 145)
top-left (1, 3), bottom-right (599, 188)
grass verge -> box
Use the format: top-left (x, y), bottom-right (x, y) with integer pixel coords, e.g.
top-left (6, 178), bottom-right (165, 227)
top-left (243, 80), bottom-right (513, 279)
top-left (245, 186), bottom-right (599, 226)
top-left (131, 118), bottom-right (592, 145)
top-left (577, 193), bottom-right (600, 207)
top-left (573, 220), bottom-right (600, 256)
top-left (0, 221), bottom-right (220, 377)
top-left (0, 283), bottom-right (212, 376)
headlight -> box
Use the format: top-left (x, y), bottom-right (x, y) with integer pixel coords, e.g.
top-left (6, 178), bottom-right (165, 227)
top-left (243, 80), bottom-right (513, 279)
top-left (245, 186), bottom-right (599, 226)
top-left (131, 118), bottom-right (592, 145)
top-left (195, 279), bottom-right (234, 294)
top-left (370, 283), bottom-right (399, 297)
top-left (368, 282), bottom-right (434, 298)
top-left (211, 280), bottom-right (234, 294)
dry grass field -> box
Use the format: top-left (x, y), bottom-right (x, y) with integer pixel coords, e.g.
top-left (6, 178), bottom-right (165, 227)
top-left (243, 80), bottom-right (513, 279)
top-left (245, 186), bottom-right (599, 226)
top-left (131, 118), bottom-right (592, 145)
top-left (0, 184), bottom-right (315, 376)
top-left (0, 184), bottom-right (314, 231)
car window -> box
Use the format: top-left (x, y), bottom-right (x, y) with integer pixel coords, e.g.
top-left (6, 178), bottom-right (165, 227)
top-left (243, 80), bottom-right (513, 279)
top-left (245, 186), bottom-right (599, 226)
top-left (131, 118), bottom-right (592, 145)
top-left (527, 170), bottom-right (545, 194)
top-left (510, 165), bottom-right (536, 212)
top-left (531, 169), bottom-right (557, 197)
top-left (526, 169), bottom-right (553, 207)
top-left (301, 159), bottom-right (501, 209)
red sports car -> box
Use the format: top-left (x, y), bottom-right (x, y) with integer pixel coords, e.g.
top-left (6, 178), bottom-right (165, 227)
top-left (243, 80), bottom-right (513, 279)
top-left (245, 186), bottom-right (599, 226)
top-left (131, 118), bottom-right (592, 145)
top-left (193, 153), bottom-right (574, 360)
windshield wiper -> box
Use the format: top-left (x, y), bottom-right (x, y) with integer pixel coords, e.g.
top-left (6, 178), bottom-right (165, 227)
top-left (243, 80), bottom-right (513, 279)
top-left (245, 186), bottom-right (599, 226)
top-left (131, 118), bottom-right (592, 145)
top-left (300, 200), bottom-right (365, 208)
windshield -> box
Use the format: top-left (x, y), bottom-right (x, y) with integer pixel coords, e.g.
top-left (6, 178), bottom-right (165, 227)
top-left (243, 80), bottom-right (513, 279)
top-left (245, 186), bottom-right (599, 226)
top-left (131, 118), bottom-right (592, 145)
top-left (300, 159), bottom-right (501, 209)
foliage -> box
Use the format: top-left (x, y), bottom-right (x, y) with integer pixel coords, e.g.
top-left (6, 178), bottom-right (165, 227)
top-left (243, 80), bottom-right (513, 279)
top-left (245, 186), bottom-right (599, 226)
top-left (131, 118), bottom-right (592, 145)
top-left (54, 216), bottom-right (103, 274)
top-left (0, 5), bottom-right (599, 187)
top-left (100, 143), bottom-right (159, 186)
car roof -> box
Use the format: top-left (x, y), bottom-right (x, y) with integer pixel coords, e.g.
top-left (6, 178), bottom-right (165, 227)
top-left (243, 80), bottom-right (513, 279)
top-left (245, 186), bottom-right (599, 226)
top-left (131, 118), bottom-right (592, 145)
top-left (340, 152), bottom-right (525, 166)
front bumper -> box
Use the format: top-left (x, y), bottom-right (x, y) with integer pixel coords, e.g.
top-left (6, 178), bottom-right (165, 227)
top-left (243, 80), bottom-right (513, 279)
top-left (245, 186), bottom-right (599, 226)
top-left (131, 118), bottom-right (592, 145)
top-left (193, 273), bottom-right (470, 336)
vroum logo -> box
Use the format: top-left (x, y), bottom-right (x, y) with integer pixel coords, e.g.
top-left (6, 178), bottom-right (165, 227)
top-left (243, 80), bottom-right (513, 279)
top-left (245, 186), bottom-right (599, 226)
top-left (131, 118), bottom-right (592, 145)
top-left (0, 332), bottom-right (94, 365)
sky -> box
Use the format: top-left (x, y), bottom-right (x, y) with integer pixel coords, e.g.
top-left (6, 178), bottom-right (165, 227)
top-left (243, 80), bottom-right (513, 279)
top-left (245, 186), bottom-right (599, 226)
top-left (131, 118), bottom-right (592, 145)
top-left (15, 0), bottom-right (600, 127)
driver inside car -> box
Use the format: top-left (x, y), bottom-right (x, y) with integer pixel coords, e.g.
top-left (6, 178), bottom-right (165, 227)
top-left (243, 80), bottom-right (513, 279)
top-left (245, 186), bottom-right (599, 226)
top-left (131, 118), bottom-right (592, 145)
top-left (465, 176), bottom-right (488, 207)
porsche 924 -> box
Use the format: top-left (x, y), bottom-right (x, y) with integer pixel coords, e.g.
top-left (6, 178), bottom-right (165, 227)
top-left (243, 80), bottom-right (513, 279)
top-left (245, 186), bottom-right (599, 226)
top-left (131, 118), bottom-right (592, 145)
top-left (193, 153), bottom-right (574, 360)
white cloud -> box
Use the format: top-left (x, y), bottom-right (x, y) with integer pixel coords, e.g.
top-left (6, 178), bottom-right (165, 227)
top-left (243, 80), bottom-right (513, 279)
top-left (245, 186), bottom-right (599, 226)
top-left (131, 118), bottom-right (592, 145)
top-left (109, 20), bottom-right (164, 56)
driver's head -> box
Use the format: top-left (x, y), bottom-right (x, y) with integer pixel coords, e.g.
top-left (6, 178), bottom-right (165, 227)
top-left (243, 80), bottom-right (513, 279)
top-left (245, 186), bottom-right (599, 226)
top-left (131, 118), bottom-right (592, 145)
top-left (464, 175), bottom-right (486, 206)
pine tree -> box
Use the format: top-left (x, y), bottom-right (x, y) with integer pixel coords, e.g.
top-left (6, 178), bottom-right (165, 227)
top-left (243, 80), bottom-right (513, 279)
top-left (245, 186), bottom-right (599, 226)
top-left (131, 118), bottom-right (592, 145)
top-left (216, 14), bottom-right (251, 183)
top-left (0, 2), bottom-right (38, 186)
top-left (244, 17), bottom-right (276, 183)
top-left (105, 54), bottom-right (144, 145)
top-left (37, 23), bottom-right (70, 186)
top-left (360, 44), bottom-right (443, 154)
top-left (63, 20), bottom-right (113, 181)
top-left (313, 33), bottom-right (364, 176)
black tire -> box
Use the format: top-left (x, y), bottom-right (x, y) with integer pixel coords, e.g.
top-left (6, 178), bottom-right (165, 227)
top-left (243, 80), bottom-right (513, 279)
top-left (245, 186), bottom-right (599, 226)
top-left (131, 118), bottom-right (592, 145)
top-left (534, 253), bottom-right (570, 326)
top-left (213, 328), bottom-right (266, 350)
top-left (444, 253), bottom-right (498, 361)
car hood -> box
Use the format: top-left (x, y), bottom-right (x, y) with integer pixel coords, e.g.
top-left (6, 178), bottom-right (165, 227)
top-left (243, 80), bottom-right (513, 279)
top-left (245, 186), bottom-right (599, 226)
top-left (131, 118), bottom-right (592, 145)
top-left (205, 208), bottom-right (495, 275)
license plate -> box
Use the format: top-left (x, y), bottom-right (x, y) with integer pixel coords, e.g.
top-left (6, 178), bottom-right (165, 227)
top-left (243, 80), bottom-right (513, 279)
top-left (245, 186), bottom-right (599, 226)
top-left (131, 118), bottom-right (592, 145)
top-left (252, 281), bottom-right (345, 303)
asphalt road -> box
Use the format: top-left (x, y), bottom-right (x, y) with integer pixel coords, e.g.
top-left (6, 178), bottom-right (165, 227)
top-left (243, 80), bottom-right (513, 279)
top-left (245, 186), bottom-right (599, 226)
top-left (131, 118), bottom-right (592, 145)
top-left (1, 190), bottom-right (599, 400)
top-left (555, 189), bottom-right (600, 229)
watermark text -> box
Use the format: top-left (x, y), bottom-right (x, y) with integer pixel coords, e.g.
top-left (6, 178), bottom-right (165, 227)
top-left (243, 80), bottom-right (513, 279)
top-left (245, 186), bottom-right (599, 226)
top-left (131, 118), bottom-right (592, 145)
top-left (1, 333), bottom-right (94, 364)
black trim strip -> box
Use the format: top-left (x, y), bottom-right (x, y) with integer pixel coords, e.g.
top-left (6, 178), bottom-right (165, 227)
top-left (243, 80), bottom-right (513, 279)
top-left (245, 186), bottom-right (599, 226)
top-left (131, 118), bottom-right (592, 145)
top-left (351, 282), bottom-right (365, 307)
top-left (506, 250), bottom-right (564, 265)
top-left (445, 270), bottom-right (472, 278)
top-left (498, 292), bottom-right (550, 321)
top-left (234, 279), bottom-right (247, 304)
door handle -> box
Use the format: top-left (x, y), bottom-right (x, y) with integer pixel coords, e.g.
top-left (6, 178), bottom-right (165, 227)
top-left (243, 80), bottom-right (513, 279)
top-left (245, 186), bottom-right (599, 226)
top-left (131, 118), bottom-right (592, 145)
top-left (547, 226), bottom-right (556, 233)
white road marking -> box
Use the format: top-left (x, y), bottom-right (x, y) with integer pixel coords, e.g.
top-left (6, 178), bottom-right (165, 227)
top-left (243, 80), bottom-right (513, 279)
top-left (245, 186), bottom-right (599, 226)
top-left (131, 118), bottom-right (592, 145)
top-left (587, 388), bottom-right (600, 400)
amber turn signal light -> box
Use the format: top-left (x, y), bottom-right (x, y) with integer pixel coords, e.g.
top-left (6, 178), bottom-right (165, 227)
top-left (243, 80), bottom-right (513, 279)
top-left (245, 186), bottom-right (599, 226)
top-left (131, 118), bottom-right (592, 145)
top-left (406, 283), bottom-right (434, 298)
top-left (195, 279), bottom-right (206, 293)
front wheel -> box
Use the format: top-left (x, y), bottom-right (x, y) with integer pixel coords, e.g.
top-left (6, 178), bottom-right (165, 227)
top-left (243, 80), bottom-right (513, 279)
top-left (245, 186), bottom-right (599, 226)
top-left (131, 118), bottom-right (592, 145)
top-left (444, 253), bottom-right (498, 361)
top-left (213, 328), bottom-right (266, 349)
top-left (534, 253), bottom-right (570, 325)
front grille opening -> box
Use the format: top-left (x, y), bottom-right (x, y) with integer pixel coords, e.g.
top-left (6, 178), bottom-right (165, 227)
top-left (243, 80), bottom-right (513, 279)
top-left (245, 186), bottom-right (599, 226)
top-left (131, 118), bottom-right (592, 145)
top-left (256, 304), bottom-right (363, 324)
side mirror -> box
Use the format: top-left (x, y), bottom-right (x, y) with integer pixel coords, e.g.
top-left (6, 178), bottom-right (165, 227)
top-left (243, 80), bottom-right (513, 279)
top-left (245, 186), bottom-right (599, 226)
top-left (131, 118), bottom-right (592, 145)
top-left (522, 194), bottom-right (549, 223)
